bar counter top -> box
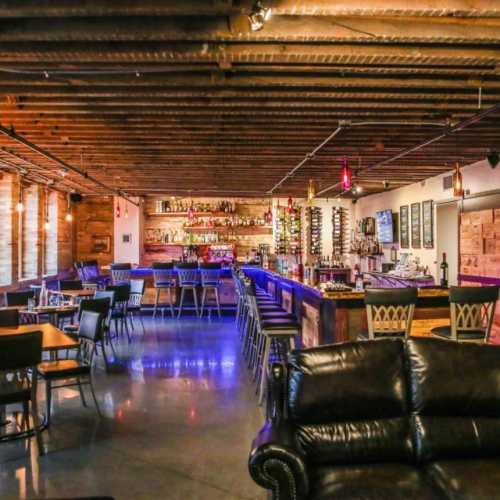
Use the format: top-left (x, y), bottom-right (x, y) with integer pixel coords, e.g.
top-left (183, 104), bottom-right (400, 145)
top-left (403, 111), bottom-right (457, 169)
top-left (322, 287), bottom-right (449, 300)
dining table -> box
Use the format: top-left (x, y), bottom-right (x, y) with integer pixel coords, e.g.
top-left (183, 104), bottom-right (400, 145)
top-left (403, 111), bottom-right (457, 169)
top-left (410, 318), bottom-right (450, 337)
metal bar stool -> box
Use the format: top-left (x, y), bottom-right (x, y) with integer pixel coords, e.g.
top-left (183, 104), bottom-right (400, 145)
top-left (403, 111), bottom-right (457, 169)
top-left (110, 263), bottom-right (131, 285)
top-left (361, 287), bottom-right (418, 340)
top-left (200, 263), bottom-right (222, 318)
top-left (152, 262), bottom-right (176, 318)
top-left (432, 285), bottom-right (499, 342)
top-left (175, 262), bottom-right (200, 318)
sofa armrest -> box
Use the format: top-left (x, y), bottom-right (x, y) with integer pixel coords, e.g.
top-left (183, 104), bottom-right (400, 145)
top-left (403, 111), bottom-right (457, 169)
top-left (248, 420), bottom-right (309, 500)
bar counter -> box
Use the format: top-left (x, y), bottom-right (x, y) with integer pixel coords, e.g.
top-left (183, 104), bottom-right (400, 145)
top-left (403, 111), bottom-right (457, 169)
top-left (243, 267), bottom-right (449, 347)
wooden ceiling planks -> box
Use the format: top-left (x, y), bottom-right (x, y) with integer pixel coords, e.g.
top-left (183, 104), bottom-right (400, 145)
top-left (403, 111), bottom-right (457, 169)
top-left (0, 1), bottom-right (499, 198)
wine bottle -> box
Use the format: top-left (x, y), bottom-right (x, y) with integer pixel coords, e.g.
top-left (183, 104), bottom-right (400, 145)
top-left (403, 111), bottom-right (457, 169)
top-left (440, 253), bottom-right (449, 288)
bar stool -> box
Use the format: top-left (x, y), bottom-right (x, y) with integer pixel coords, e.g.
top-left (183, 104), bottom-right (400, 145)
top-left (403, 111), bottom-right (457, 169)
top-left (360, 287), bottom-right (417, 340)
top-left (432, 285), bottom-right (499, 342)
top-left (110, 263), bottom-right (131, 285)
top-left (152, 262), bottom-right (176, 318)
top-left (175, 262), bottom-right (200, 318)
top-left (200, 263), bottom-right (222, 318)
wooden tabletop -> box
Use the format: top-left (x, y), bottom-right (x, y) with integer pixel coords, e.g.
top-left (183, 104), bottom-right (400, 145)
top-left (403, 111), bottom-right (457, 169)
top-left (0, 305), bottom-right (77, 315)
top-left (0, 322), bottom-right (79, 351)
top-left (49, 289), bottom-right (95, 298)
top-left (410, 318), bottom-right (449, 337)
top-left (323, 288), bottom-right (449, 300)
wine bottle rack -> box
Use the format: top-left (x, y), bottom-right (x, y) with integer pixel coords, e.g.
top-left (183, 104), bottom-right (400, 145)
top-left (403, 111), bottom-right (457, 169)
top-left (332, 206), bottom-right (349, 256)
top-left (275, 206), bottom-right (302, 255)
top-left (307, 206), bottom-right (322, 256)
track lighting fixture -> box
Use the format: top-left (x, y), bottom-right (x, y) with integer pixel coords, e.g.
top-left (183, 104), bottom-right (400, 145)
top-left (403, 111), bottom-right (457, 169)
top-left (248, 1), bottom-right (272, 32)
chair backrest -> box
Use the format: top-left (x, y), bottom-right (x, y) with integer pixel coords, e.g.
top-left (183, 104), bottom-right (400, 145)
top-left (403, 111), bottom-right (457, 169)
top-left (152, 263), bottom-right (175, 286)
top-left (287, 339), bottom-right (412, 465)
top-left (175, 263), bottom-right (199, 286)
top-left (0, 331), bottom-right (42, 370)
top-left (59, 279), bottom-right (83, 291)
top-left (199, 263), bottom-right (221, 286)
top-left (78, 311), bottom-right (104, 365)
top-left (130, 279), bottom-right (145, 295)
top-left (0, 309), bottom-right (19, 327)
top-left (449, 285), bottom-right (499, 342)
top-left (407, 337), bottom-right (500, 463)
top-left (111, 263), bottom-right (131, 284)
top-left (78, 297), bottom-right (111, 319)
top-left (365, 287), bottom-right (417, 339)
top-left (5, 290), bottom-right (35, 306)
top-left (94, 290), bottom-right (116, 308)
top-left (106, 284), bottom-right (131, 303)
top-left (81, 260), bottom-right (100, 280)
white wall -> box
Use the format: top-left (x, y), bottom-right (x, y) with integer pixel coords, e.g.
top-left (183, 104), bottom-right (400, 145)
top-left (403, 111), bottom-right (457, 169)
top-left (114, 197), bottom-right (142, 264)
top-left (353, 159), bottom-right (500, 280)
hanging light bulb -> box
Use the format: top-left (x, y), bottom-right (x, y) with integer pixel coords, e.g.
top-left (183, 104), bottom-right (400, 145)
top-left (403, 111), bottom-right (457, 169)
top-left (265, 200), bottom-right (273, 224)
top-left (65, 212), bottom-right (73, 222)
top-left (287, 196), bottom-right (294, 214)
top-left (307, 179), bottom-right (316, 204)
top-left (44, 220), bottom-right (50, 231)
top-left (124, 201), bottom-right (129, 219)
top-left (116, 197), bottom-right (121, 218)
top-left (341, 157), bottom-right (352, 191)
top-left (248, 1), bottom-right (272, 32)
top-left (16, 201), bottom-right (24, 212)
top-left (16, 175), bottom-right (24, 212)
top-left (452, 162), bottom-right (464, 197)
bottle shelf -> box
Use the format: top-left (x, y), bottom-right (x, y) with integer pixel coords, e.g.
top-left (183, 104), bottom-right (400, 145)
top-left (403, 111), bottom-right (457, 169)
top-left (147, 211), bottom-right (233, 218)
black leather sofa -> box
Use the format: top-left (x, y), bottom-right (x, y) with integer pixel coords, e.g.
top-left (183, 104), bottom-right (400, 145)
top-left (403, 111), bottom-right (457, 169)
top-left (248, 338), bottom-right (500, 500)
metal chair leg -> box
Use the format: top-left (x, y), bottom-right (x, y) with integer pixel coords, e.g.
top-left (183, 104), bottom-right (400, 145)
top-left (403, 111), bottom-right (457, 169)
top-left (201, 287), bottom-right (207, 317)
top-left (45, 380), bottom-right (52, 426)
top-left (192, 287), bottom-right (199, 317)
top-left (88, 375), bottom-right (103, 419)
top-left (153, 288), bottom-right (160, 318)
top-left (168, 287), bottom-right (175, 317)
top-left (214, 287), bottom-right (221, 318)
top-left (177, 287), bottom-right (185, 318)
top-left (77, 378), bottom-right (87, 407)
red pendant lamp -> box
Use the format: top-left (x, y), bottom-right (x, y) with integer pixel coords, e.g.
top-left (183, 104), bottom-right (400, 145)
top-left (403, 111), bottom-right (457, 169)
top-left (341, 157), bottom-right (352, 191)
top-left (452, 162), bottom-right (464, 197)
top-left (287, 196), bottom-right (293, 214)
top-left (265, 200), bottom-right (273, 224)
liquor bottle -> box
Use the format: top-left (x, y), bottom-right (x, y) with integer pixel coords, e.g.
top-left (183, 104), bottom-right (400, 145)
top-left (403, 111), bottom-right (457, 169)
top-left (440, 253), bottom-right (449, 288)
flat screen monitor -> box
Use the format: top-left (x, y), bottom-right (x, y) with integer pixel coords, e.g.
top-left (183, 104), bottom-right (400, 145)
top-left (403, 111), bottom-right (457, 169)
top-left (376, 209), bottom-right (394, 243)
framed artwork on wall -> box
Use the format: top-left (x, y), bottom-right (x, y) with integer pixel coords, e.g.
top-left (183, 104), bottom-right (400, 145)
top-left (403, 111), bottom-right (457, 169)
top-left (91, 235), bottom-right (111, 253)
top-left (422, 200), bottom-right (434, 249)
top-left (399, 205), bottom-right (409, 248)
top-left (411, 202), bottom-right (421, 248)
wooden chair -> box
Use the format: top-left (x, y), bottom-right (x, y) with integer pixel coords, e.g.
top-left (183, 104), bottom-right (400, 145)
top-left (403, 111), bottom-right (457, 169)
top-left (0, 331), bottom-right (44, 455)
top-left (363, 287), bottom-right (417, 340)
top-left (432, 285), bottom-right (499, 342)
top-left (37, 311), bottom-right (104, 426)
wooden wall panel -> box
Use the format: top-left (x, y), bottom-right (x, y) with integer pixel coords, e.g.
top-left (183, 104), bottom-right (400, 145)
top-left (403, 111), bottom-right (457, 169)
top-left (75, 196), bottom-right (114, 266)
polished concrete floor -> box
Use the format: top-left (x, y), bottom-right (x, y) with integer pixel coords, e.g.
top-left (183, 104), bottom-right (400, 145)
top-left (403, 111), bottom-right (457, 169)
top-left (0, 315), bottom-right (265, 500)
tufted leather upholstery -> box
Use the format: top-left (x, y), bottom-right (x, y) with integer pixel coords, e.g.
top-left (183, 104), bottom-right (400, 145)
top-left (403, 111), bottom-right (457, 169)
top-left (249, 337), bottom-right (500, 500)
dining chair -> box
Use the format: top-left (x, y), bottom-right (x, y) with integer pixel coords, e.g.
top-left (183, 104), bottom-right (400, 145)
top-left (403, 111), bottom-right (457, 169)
top-left (0, 331), bottom-right (44, 455)
top-left (431, 285), bottom-right (499, 342)
top-left (58, 280), bottom-right (84, 291)
top-left (175, 262), bottom-right (200, 318)
top-left (37, 311), bottom-right (104, 426)
top-left (106, 284), bottom-right (131, 342)
top-left (127, 279), bottom-right (146, 333)
top-left (152, 262), bottom-right (176, 318)
top-left (0, 308), bottom-right (19, 327)
top-left (4, 290), bottom-right (35, 307)
top-left (362, 287), bottom-right (418, 340)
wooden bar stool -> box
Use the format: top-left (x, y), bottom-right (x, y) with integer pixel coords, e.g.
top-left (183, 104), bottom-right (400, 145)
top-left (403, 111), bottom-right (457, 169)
top-left (175, 262), bottom-right (200, 318)
top-left (199, 263), bottom-right (222, 318)
top-left (152, 262), bottom-right (176, 318)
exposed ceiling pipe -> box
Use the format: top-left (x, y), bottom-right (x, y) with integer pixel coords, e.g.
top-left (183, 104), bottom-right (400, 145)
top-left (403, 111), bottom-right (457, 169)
top-left (316, 103), bottom-right (500, 197)
top-left (267, 123), bottom-right (346, 194)
top-left (0, 124), bottom-right (139, 206)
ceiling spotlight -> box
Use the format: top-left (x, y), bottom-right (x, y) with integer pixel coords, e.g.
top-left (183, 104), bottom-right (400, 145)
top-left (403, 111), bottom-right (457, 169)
top-left (353, 185), bottom-right (363, 194)
top-left (248, 1), bottom-right (272, 32)
top-left (487, 150), bottom-right (499, 168)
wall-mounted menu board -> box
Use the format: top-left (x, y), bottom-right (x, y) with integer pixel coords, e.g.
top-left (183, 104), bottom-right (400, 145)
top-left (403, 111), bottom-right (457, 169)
top-left (399, 205), bottom-right (409, 248)
top-left (411, 202), bottom-right (421, 248)
top-left (422, 200), bottom-right (434, 249)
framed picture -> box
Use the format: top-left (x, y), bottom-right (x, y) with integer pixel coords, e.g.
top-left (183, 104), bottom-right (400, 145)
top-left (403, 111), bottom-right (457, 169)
top-left (399, 205), bottom-right (409, 248)
top-left (422, 200), bottom-right (434, 249)
top-left (92, 235), bottom-right (111, 253)
top-left (411, 203), bottom-right (421, 248)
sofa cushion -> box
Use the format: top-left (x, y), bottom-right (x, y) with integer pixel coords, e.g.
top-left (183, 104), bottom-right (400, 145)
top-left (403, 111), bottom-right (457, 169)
top-left (288, 339), bottom-right (411, 464)
top-left (296, 417), bottom-right (413, 465)
top-left (426, 459), bottom-right (500, 500)
top-left (288, 339), bottom-right (408, 424)
top-left (407, 338), bottom-right (500, 462)
top-left (308, 463), bottom-right (439, 500)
